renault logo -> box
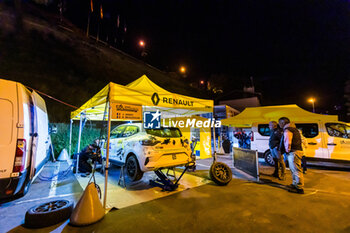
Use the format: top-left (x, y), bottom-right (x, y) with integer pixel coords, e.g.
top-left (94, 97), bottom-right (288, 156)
top-left (151, 92), bottom-right (160, 105)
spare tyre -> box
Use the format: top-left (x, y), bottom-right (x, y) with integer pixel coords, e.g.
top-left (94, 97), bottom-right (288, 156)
top-left (209, 162), bottom-right (232, 186)
top-left (25, 200), bottom-right (73, 228)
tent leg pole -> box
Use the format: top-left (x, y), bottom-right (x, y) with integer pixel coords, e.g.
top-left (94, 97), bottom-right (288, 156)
top-left (69, 119), bottom-right (73, 157)
top-left (103, 102), bottom-right (111, 209)
top-left (76, 115), bottom-right (83, 174)
top-left (212, 114), bottom-right (217, 162)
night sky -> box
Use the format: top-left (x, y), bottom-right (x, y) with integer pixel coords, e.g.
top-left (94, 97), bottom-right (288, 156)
top-left (66, 0), bottom-right (350, 114)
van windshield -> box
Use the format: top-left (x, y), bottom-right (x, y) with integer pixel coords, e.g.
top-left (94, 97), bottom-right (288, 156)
top-left (146, 127), bottom-right (182, 138)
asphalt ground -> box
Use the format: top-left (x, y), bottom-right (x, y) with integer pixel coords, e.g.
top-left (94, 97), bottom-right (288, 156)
top-left (0, 161), bottom-right (83, 233)
top-left (1, 155), bottom-right (350, 233)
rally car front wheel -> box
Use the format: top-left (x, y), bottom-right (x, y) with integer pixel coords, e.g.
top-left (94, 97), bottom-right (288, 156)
top-left (125, 154), bottom-right (144, 182)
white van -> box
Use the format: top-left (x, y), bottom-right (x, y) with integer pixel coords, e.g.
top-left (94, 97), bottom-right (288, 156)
top-left (251, 121), bottom-right (350, 166)
top-left (0, 79), bottom-right (50, 199)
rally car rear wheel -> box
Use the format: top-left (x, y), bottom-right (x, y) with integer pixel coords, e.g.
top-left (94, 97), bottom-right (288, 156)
top-left (126, 155), bottom-right (143, 182)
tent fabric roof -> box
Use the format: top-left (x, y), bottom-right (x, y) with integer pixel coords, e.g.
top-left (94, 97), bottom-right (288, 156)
top-left (71, 75), bottom-right (214, 120)
top-left (221, 104), bottom-right (338, 127)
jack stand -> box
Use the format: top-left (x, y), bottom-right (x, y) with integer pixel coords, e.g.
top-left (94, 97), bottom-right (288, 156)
top-left (149, 165), bottom-right (191, 191)
top-left (188, 164), bottom-right (196, 172)
top-left (166, 167), bottom-right (177, 179)
top-left (118, 165), bottom-right (126, 188)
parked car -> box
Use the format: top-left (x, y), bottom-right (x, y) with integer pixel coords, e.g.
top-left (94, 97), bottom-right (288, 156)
top-left (251, 121), bottom-right (350, 166)
top-left (0, 79), bottom-right (50, 199)
top-left (101, 123), bottom-right (193, 181)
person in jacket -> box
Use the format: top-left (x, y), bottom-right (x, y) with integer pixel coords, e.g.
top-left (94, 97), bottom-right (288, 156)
top-left (269, 121), bottom-right (285, 180)
top-left (234, 129), bottom-right (245, 148)
top-left (289, 123), bottom-right (308, 174)
top-left (222, 136), bottom-right (232, 153)
top-left (77, 143), bottom-right (101, 173)
top-left (279, 117), bottom-right (304, 194)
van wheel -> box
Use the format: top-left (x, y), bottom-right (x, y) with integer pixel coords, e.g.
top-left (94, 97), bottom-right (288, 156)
top-left (209, 162), bottom-right (232, 186)
top-left (264, 150), bottom-right (275, 166)
top-left (25, 200), bottom-right (73, 228)
top-left (125, 155), bottom-right (143, 182)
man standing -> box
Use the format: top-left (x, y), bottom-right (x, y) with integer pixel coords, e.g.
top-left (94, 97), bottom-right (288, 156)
top-left (279, 117), bottom-right (304, 194)
top-left (269, 121), bottom-right (285, 180)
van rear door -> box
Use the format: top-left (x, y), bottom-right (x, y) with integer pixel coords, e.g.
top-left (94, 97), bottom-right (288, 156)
top-left (0, 81), bottom-right (18, 179)
top-left (30, 91), bottom-right (49, 178)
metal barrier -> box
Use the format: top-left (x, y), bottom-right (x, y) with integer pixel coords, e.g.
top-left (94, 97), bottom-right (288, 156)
top-left (233, 147), bottom-right (259, 181)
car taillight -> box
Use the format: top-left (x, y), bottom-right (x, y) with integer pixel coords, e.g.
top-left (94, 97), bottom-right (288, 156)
top-left (13, 139), bottom-right (26, 173)
top-left (140, 138), bottom-right (159, 146)
top-left (251, 131), bottom-right (254, 141)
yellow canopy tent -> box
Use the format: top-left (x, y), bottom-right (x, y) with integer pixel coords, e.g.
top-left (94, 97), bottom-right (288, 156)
top-left (71, 75), bottom-right (213, 120)
top-left (221, 104), bottom-right (338, 127)
top-left (70, 75), bottom-right (214, 208)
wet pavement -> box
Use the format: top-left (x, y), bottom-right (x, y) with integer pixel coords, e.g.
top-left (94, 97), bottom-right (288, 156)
top-left (0, 161), bottom-right (82, 233)
top-left (1, 155), bottom-right (350, 233)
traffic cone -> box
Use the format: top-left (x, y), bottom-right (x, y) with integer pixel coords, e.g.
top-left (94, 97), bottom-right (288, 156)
top-left (57, 149), bottom-right (69, 161)
top-left (70, 183), bottom-right (105, 226)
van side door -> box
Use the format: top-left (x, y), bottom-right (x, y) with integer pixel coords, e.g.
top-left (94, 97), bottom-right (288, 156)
top-left (31, 91), bottom-right (49, 170)
top-left (29, 91), bottom-right (49, 179)
top-left (295, 123), bottom-right (328, 159)
top-left (324, 122), bottom-right (350, 161)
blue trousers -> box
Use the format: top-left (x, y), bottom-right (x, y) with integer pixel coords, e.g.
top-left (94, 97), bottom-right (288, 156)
top-left (270, 147), bottom-right (286, 178)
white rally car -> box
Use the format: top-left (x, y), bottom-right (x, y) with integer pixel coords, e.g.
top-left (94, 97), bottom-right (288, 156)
top-left (101, 123), bottom-right (193, 181)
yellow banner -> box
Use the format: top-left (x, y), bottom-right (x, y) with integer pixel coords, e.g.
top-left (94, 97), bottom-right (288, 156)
top-left (111, 102), bottom-right (142, 121)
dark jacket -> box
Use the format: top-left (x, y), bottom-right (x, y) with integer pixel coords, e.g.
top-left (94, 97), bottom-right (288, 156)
top-left (280, 124), bottom-right (302, 153)
top-left (269, 128), bottom-right (282, 149)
